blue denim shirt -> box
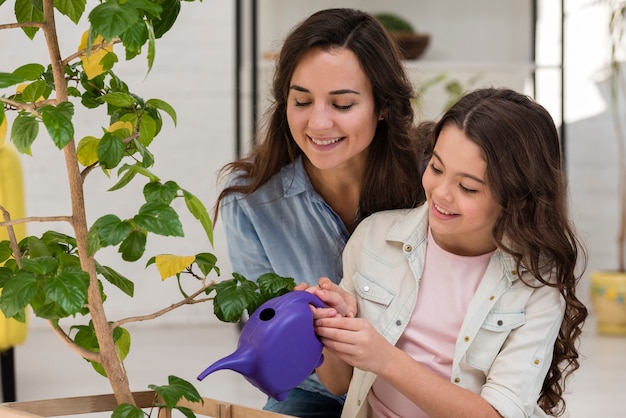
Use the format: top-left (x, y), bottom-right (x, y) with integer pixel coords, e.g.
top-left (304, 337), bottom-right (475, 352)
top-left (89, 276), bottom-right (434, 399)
top-left (220, 155), bottom-right (348, 404)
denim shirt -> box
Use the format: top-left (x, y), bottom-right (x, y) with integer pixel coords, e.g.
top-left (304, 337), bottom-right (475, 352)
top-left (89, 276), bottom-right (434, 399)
top-left (340, 205), bottom-right (564, 418)
top-left (220, 155), bottom-right (349, 404)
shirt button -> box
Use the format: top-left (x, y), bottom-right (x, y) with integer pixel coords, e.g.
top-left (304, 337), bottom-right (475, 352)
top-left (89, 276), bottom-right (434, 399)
top-left (489, 295), bottom-right (495, 300)
top-left (511, 270), bottom-right (518, 275)
top-left (463, 336), bottom-right (470, 342)
top-left (534, 359), bottom-right (541, 366)
top-left (396, 320), bottom-right (402, 326)
top-left (497, 320), bottom-right (503, 326)
top-left (454, 377), bottom-right (461, 384)
top-left (363, 285), bottom-right (370, 292)
top-left (404, 244), bottom-right (412, 252)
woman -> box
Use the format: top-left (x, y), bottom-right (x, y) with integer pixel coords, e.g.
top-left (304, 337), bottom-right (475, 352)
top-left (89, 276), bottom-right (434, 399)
top-left (213, 8), bottom-right (426, 417)
top-left (309, 87), bottom-right (588, 418)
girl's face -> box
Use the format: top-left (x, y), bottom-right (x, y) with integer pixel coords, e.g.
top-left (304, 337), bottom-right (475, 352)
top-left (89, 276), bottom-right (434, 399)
top-left (422, 124), bottom-right (502, 256)
top-left (287, 47), bottom-right (380, 173)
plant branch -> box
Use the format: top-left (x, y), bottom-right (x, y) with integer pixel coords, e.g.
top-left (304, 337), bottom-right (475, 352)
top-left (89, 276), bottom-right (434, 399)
top-left (62, 39), bottom-right (121, 66)
top-left (49, 321), bottom-right (101, 363)
top-left (0, 97), bottom-right (44, 118)
top-left (0, 207), bottom-right (23, 268)
top-left (0, 213), bottom-right (73, 227)
top-left (111, 283), bottom-right (215, 328)
top-left (0, 22), bottom-right (45, 31)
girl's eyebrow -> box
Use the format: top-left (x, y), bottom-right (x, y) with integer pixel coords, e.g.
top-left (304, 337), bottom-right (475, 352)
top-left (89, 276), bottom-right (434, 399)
top-left (289, 85), bottom-right (360, 95)
top-left (432, 150), bottom-right (486, 184)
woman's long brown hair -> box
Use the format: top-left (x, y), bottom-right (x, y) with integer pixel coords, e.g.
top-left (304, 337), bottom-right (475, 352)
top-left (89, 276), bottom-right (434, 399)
top-left (213, 8), bottom-right (426, 223)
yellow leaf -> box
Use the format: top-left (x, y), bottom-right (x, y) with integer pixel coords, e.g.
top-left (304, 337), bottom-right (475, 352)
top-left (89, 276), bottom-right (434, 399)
top-left (76, 136), bottom-right (100, 166)
top-left (78, 30), bottom-right (113, 80)
top-left (108, 120), bottom-right (134, 134)
top-left (0, 116), bottom-right (7, 147)
top-left (155, 254), bottom-right (196, 280)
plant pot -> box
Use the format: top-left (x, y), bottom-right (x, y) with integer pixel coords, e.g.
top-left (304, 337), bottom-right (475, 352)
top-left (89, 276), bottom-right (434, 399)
top-left (0, 391), bottom-right (293, 417)
top-left (590, 270), bottom-right (626, 335)
top-left (391, 32), bottom-right (431, 60)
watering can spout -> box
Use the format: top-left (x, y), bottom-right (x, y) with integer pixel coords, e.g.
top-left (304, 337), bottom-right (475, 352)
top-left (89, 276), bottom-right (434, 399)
top-left (197, 348), bottom-right (254, 381)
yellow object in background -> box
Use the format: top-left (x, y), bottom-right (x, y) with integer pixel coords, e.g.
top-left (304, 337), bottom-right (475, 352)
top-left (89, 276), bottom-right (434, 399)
top-left (0, 132), bottom-right (29, 351)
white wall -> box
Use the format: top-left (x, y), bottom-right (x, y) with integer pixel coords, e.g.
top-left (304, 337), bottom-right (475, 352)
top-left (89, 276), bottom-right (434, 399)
top-left (0, 0), bottom-right (617, 329)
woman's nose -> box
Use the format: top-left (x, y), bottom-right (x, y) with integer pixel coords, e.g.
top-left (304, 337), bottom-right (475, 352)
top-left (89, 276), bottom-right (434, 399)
top-left (308, 104), bottom-right (333, 131)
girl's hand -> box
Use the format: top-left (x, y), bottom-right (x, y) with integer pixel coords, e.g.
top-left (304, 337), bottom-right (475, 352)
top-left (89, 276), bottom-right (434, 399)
top-left (314, 316), bottom-right (392, 375)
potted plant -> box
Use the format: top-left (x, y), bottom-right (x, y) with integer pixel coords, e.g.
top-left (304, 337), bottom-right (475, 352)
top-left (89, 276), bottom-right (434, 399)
top-left (589, 0), bottom-right (626, 335)
top-left (0, 0), bottom-right (294, 416)
top-left (374, 12), bottom-right (430, 60)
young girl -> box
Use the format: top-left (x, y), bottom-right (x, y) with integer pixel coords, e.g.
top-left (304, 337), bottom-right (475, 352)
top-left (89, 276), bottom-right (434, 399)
top-left (309, 87), bottom-right (588, 418)
top-left (213, 8), bottom-right (426, 417)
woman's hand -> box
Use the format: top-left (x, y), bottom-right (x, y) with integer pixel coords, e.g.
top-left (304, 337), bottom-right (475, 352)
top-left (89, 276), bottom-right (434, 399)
top-left (298, 277), bottom-right (357, 318)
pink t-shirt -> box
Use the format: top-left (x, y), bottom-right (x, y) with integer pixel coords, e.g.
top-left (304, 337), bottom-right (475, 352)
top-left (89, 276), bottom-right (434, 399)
top-left (368, 228), bottom-right (494, 417)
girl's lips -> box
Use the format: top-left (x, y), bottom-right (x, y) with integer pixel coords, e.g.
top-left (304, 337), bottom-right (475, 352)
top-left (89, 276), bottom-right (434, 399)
top-left (432, 202), bottom-right (457, 220)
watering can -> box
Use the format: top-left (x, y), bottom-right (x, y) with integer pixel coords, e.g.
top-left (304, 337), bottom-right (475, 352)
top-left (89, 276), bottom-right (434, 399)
top-left (197, 290), bottom-right (325, 401)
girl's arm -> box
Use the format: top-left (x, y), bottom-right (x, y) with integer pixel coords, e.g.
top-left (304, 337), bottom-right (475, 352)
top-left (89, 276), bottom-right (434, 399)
top-left (315, 316), bottom-right (503, 418)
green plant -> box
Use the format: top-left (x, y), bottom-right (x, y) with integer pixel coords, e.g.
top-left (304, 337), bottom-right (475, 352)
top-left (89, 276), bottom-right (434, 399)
top-left (0, 1), bottom-right (293, 416)
top-left (374, 12), bottom-right (416, 33)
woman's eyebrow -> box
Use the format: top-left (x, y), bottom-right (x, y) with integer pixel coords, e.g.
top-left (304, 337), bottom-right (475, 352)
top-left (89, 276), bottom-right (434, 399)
top-left (289, 85), bottom-right (360, 95)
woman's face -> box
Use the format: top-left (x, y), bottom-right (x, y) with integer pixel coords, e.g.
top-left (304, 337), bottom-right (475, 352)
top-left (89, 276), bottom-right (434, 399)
top-left (422, 124), bottom-right (502, 256)
top-left (287, 47), bottom-right (380, 173)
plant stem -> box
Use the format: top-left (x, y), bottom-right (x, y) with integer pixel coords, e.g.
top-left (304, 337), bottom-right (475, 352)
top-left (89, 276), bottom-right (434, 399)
top-left (40, 0), bottom-right (135, 405)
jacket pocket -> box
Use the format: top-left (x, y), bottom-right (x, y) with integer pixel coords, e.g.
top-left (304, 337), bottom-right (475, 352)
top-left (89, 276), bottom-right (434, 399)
top-left (352, 273), bottom-right (395, 318)
top-left (465, 310), bottom-right (526, 371)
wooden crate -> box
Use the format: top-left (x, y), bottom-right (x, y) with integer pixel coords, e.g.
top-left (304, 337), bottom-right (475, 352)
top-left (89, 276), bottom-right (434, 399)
top-left (0, 391), bottom-right (293, 418)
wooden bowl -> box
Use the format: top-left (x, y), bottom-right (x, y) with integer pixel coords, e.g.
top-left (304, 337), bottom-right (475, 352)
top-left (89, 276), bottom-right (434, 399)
top-left (392, 32), bottom-right (431, 60)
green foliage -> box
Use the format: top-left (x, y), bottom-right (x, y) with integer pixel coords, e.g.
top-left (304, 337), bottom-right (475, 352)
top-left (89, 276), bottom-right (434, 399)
top-left (374, 12), bottom-right (415, 33)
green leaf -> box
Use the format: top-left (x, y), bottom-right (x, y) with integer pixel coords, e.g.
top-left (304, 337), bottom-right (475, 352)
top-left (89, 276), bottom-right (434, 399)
top-left (0, 271), bottom-right (38, 318)
top-left (212, 274), bottom-right (261, 322)
top-left (144, 181), bottom-right (178, 204)
top-left (0, 241), bottom-right (12, 263)
top-left (152, 0), bottom-right (181, 39)
top-left (54, 0), bottom-right (86, 24)
top-left (119, 230), bottom-right (147, 262)
top-left (12, 64), bottom-right (45, 81)
top-left (149, 375), bottom-right (202, 409)
top-left (146, 20), bottom-right (156, 73)
top-left (15, 0), bottom-right (43, 39)
top-left (146, 98), bottom-right (177, 126)
top-left (194, 252), bottom-right (219, 277)
top-left (134, 202), bottom-right (183, 237)
top-left (0, 266), bottom-right (14, 287)
top-left (257, 273), bottom-right (296, 300)
top-left (100, 92), bottom-right (137, 108)
top-left (126, 0), bottom-right (163, 18)
top-left (11, 113), bottom-right (39, 154)
top-left (91, 214), bottom-right (132, 247)
top-left (112, 404), bottom-right (145, 418)
top-left (182, 190), bottom-right (213, 246)
top-left (98, 132), bottom-right (125, 169)
top-left (72, 324), bottom-right (98, 351)
top-left (96, 264), bottom-right (134, 297)
top-left (88, 1), bottom-right (140, 41)
top-left (39, 102), bottom-right (75, 149)
top-left (21, 80), bottom-right (49, 103)
top-left (43, 268), bottom-right (90, 315)
top-left (0, 72), bottom-right (27, 88)
top-left (120, 19), bottom-right (149, 54)
top-left (138, 113), bottom-right (157, 146)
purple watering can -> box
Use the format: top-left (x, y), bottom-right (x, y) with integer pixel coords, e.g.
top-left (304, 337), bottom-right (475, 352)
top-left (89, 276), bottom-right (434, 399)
top-left (197, 290), bottom-right (326, 401)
